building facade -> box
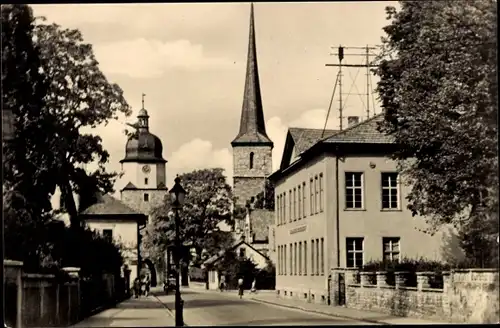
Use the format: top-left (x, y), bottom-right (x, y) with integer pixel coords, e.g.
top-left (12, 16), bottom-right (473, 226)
top-left (79, 194), bottom-right (148, 287)
top-left (269, 115), bottom-right (455, 303)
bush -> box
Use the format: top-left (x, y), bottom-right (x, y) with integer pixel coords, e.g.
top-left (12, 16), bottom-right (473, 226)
top-left (255, 261), bottom-right (276, 290)
top-left (362, 257), bottom-right (451, 287)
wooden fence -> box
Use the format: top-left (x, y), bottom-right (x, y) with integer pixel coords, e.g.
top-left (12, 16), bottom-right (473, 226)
top-left (4, 260), bottom-right (127, 328)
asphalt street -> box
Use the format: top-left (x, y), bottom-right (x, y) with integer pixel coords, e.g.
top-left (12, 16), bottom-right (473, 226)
top-left (154, 289), bottom-right (372, 326)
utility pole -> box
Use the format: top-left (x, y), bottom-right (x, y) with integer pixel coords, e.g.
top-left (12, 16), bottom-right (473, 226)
top-left (365, 45), bottom-right (371, 119)
top-left (326, 45), bottom-right (378, 126)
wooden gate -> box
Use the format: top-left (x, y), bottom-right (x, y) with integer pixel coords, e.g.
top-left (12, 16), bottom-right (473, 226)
top-left (338, 272), bottom-right (346, 306)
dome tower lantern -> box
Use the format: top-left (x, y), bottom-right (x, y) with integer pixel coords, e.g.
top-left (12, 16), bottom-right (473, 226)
top-left (137, 93), bottom-right (149, 133)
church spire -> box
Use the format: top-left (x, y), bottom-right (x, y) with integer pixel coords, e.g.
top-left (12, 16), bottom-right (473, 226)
top-left (231, 3), bottom-right (273, 147)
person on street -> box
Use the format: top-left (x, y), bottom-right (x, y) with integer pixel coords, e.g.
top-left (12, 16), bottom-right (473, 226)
top-left (250, 278), bottom-right (257, 293)
top-left (144, 273), bottom-right (151, 297)
top-left (133, 278), bottom-right (141, 298)
top-left (219, 274), bottom-right (226, 292)
top-left (238, 277), bottom-right (244, 299)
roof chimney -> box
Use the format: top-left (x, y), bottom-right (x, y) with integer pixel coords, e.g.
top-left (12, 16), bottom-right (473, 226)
top-left (347, 116), bottom-right (360, 128)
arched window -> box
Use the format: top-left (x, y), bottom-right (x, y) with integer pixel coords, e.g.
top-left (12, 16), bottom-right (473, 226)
top-left (249, 152), bottom-right (254, 169)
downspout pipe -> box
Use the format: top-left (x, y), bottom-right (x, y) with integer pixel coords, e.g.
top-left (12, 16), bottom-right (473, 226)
top-left (335, 147), bottom-right (341, 267)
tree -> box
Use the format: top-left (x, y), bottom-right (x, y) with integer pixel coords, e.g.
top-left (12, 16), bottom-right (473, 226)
top-left (375, 0), bottom-right (498, 265)
top-left (3, 10), bottom-right (131, 229)
top-left (200, 230), bottom-right (235, 264)
top-left (2, 5), bottom-right (130, 270)
top-left (253, 179), bottom-right (275, 211)
top-left (146, 168), bottom-right (234, 265)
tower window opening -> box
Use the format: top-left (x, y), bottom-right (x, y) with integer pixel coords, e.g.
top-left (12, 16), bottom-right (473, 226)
top-left (250, 152), bottom-right (254, 169)
top-left (144, 193), bottom-right (149, 202)
top-left (144, 178), bottom-right (148, 185)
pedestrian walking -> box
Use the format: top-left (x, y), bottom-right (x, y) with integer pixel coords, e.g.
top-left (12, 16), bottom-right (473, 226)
top-left (250, 278), bottom-right (257, 293)
top-left (238, 277), bottom-right (244, 299)
top-left (143, 273), bottom-right (151, 297)
top-left (133, 278), bottom-right (141, 298)
top-left (219, 274), bottom-right (226, 292)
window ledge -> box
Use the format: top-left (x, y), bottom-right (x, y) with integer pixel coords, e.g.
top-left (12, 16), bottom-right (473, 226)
top-left (344, 208), bottom-right (366, 211)
top-left (380, 209), bottom-right (402, 212)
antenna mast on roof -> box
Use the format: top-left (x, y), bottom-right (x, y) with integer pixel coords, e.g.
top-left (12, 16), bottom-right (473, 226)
top-left (325, 45), bottom-right (378, 130)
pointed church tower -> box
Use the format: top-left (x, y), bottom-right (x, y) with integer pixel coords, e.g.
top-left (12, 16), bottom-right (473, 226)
top-left (232, 3), bottom-right (273, 206)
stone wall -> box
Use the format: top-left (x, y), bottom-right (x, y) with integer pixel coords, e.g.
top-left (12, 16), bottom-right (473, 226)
top-left (330, 268), bottom-right (499, 324)
top-left (120, 189), bottom-right (168, 217)
top-left (233, 177), bottom-right (266, 206)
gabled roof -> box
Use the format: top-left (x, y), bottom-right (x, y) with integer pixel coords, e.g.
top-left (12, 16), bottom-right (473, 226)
top-left (80, 194), bottom-right (144, 216)
top-left (289, 127), bottom-right (338, 154)
top-left (203, 239), bottom-right (269, 266)
top-left (249, 209), bottom-right (274, 242)
top-left (122, 182), bottom-right (137, 190)
top-left (271, 114), bottom-right (395, 182)
top-left (280, 127), bottom-right (338, 169)
top-left (324, 114), bottom-right (394, 144)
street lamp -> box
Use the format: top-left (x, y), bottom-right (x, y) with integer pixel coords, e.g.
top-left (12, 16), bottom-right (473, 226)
top-left (169, 176), bottom-right (186, 327)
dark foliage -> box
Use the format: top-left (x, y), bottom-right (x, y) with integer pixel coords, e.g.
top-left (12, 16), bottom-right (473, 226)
top-left (375, 0), bottom-right (498, 266)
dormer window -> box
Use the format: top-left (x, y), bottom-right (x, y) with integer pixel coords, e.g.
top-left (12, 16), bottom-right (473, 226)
top-left (249, 152), bottom-right (254, 169)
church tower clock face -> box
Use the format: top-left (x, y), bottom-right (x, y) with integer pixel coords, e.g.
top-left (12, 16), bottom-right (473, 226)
top-left (142, 165), bottom-right (151, 174)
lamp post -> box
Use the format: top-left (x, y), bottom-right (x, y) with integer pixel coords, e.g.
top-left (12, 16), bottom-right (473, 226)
top-left (169, 176), bottom-right (186, 327)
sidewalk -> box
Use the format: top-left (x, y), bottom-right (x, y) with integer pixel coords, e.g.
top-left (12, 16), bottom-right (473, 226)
top-left (71, 295), bottom-right (175, 327)
top-left (247, 292), bottom-right (453, 325)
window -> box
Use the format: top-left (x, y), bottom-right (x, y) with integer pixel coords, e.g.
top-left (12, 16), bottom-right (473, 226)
top-left (302, 182), bottom-right (307, 218)
top-left (144, 193), bottom-right (149, 202)
top-left (316, 238), bottom-right (320, 275)
top-left (249, 152), bottom-right (254, 169)
top-left (239, 248), bottom-right (246, 258)
top-left (103, 229), bottom-right (113, 243)
top-left (293, 188), bottom-right (297, 221)
top-left (298, 186), bottom-right (302, 219)
top-left (284, 245), bottom-right (287, 275)
top-left (320, 238), bottom-right (324, 275)
top-left (314, 176), bottom-right (319, 214)
top-left (311, 239), bottom-right (315, 275)
top-left (346, 237), bottom-right (364, 268)
top-left (276, 195), bottom-right (279, 225)
top-left (144, 177), bottom-right (149, 185)
top-left (278, 246), bottom-right (281, 275)
top-left (289, 243), bottom-right (293, 275)
top-left (293, 243), bottom-right (298, 276)
top-left (289, 190), bottom-right (292, 222)
top-left (345, 172), bottom-right (363, 209)
top-left (383, 237), bottom-right (401, 262)
top-left (310, 179), bottom-right (314, 215)
top-left (319, 173), bottom-right (324, 212)
top-left (304, 241), bottom-right (307, 275)
top-left (382, 173), bottom-right (399, 209)
top-left (283, 193), bottom-right (287, 224)
top-left (298, 242), bottom-right (302, 275)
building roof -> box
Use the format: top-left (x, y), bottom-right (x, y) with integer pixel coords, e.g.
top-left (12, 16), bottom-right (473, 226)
top-left (79, 193), bottom-right (144, 216)
top-left (122, 182), bottom-right (137, 190)
top-left (203, 239), bottom-right (269, 266)
top-left (249, 208), bottom-right (274, 242)
top-left (271, 113), bottom-right (396, 182)
top-left (231, 4), bottom-right (273, 147)
top-left (323, 114), bottom-right (394, 144)
top-left (120, 110), bottom-right (167, 164)
top-left (289, 127), bottom-right (338, 154)
top-left (280, 127), bottom-right (338, 169)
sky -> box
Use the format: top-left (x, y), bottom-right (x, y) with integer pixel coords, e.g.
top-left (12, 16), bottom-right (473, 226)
top-left (32, 1), bottom-right (398, 193)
